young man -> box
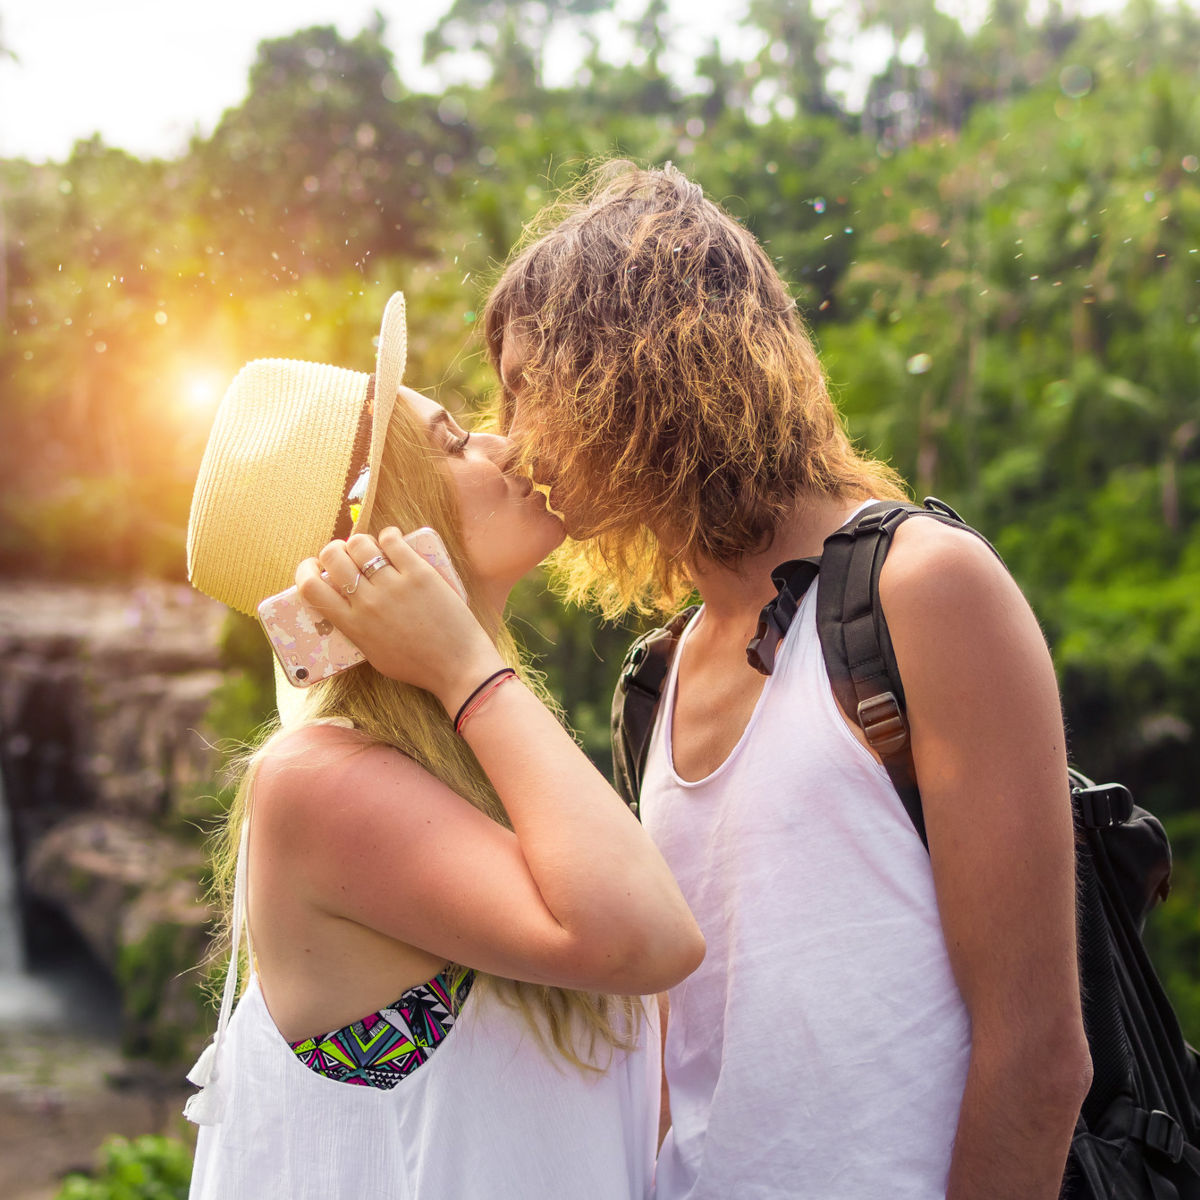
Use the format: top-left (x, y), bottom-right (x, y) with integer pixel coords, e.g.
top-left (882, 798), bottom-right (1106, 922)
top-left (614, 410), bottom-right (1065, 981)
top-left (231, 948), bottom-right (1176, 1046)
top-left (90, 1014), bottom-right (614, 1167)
top-left (484, 163), bottom-right (1092, 1199)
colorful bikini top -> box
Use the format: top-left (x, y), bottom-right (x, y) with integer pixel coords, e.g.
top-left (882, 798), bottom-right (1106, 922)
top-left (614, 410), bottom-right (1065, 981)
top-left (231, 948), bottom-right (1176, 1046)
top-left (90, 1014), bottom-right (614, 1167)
top-left (289, 969), bottom-right (475, 1089)
top-left (185, 791), bottom-right (474, 1120)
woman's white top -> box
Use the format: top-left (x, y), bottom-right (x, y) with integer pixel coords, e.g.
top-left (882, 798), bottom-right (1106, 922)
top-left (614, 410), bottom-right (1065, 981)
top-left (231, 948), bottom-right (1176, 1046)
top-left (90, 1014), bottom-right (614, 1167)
top-left (643, 575), bottom-right (971, 1200)
top-left (185, 810), bottom-right (660, 1199)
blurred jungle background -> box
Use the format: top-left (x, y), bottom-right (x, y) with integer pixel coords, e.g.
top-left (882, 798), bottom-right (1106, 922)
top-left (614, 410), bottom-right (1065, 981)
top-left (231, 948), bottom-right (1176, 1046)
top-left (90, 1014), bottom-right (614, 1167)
top-left (0, 0), bottom-right (1198, 1194)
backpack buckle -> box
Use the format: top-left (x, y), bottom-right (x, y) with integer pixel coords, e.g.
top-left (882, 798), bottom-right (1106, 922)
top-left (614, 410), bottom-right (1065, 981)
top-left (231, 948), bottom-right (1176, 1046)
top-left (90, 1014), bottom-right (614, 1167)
top-left (749, 559), bottom-right (819, 676)
top-left (1135, 1108), bottom-right (1185, 1163)
top-left (1075, 783), bottom-right (1134, 829)
top-left (620, 636), bottom-right (669, 699)
top-left (857, 692), bottom-right (909, 757)
top-left (746, 607), bottom-right (787, 676)
top-left (922, 496), bottom-right (966, 523)
top-left (620, 640), bottom-right (650, 690)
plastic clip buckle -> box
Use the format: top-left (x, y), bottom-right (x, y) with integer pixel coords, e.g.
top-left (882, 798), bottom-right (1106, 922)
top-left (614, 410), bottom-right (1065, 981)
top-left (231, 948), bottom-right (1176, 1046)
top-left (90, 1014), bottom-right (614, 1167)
top-left (857, 692), bottom-right (909, 757)
top-left (922, 496), bottom-right (965, 523)
top-left (746, 609), bottom-right (786, 676)
top-left (1075, 783), bottom-right (1134, 829)
top-left (620, 640), bottom-right (656, 697)
top-left (620, 640), bottom-right (645, 680)
top-left (1139, 1109), bottom-right (1186, 1163)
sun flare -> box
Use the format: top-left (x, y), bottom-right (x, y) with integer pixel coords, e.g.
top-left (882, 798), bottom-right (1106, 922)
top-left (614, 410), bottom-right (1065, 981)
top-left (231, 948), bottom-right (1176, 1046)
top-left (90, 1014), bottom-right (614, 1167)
top-left (182, 373), bottom-right (224, 411)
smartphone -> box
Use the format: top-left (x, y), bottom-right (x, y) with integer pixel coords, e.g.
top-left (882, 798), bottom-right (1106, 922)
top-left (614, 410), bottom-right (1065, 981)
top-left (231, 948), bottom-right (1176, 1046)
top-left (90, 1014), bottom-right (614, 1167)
top-left (257, 527), bottom-right (468, 688)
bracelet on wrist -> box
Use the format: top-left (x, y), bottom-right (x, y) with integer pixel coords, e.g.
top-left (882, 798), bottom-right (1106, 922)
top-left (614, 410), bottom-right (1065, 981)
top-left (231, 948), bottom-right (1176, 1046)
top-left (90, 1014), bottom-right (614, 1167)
top-left (453, 668), bottom-right (518, 734)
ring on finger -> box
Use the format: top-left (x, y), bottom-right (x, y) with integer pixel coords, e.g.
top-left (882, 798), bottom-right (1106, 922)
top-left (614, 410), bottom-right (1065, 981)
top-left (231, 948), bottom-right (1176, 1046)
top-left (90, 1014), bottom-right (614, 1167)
top-left (360, 554), bottom-right (391, 581)
top-left (343, 571), bottom-right (363, 596)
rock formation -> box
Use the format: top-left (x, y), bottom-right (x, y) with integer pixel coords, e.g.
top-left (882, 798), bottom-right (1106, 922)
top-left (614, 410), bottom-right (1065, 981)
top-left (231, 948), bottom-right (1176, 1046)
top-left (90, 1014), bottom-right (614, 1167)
top-left (0, 582), bottom-right (233, 1062)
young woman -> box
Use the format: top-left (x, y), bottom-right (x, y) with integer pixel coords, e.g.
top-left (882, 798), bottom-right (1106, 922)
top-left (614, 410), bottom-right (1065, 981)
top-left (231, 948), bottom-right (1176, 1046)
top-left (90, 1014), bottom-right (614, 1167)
top-left (183, 292), bottom-right (704, 1199)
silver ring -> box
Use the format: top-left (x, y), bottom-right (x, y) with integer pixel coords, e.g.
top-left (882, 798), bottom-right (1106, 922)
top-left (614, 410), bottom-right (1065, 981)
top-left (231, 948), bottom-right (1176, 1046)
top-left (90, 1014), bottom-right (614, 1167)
top-left (361, 554), bottom-right (391, 581)
top-left (343, 571), bottom-right (362, 596)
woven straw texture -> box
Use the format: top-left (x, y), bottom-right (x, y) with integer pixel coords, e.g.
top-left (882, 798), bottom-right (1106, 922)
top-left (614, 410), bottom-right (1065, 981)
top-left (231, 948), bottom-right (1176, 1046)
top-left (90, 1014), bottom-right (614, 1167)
top-left (187, 359), bottom-right (368, 616)
top-left (187, 291), bottom-right (407, 618)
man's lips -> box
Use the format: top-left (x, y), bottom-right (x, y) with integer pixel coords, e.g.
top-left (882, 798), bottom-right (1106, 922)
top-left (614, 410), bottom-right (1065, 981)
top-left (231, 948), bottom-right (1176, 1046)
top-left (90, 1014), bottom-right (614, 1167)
top-left (511, 474), bottom-right (557, 515)
top-left (511, 454), bottom-right (563, 518)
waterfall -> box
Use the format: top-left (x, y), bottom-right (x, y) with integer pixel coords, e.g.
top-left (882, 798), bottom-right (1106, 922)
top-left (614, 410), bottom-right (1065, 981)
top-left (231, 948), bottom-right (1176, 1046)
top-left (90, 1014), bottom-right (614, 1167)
top-left (0, 765), bottom-right (22, 976)
top-left (0, 759), bottom-right (62, 1024)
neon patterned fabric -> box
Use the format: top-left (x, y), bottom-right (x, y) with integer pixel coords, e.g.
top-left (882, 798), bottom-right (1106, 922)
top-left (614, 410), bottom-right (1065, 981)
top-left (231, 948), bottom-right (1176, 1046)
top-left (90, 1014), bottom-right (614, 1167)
top-left (289, 970), bottom-right (474, 1089)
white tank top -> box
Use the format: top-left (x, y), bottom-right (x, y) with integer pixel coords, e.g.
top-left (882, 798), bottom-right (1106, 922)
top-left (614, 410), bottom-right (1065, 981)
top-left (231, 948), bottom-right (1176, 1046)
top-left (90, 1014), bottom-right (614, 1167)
top-left (185, 819), bottom-right (660, 1199)
top-left (643, 577), bottom-right (971, 1200)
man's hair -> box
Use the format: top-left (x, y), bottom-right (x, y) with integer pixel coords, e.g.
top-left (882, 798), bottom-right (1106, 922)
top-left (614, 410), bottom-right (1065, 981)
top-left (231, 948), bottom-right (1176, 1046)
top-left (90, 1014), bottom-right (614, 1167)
top-left (485, 160), bottom-right (906, 616)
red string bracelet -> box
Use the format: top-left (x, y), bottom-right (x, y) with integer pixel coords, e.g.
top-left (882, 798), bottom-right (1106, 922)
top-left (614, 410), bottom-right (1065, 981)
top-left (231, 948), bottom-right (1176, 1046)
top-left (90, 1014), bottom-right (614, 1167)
top-left (454, 668), bottom-right (518, 735)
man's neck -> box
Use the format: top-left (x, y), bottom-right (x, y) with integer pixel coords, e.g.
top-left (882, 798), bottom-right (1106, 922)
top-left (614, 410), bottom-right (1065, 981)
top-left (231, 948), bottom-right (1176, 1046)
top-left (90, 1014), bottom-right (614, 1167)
top-left (685, 494), bottom-right (868, 635)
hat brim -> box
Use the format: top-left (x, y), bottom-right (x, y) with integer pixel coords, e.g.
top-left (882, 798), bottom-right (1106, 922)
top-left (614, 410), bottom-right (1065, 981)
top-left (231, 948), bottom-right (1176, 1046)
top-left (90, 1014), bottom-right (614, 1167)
top-left (351, 292), bottom-right (406, 536)
top-left (187, 291), bottom-right (408, 620)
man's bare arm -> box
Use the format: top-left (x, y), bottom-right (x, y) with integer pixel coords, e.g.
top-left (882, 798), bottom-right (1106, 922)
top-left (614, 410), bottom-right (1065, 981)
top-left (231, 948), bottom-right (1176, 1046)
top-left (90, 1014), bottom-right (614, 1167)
top-left (881, 521), bottom-right (1092, 1200)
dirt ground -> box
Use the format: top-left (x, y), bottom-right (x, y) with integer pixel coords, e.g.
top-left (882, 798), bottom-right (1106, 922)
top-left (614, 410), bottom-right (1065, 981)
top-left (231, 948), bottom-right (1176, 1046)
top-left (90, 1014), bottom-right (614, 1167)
top-left (0, 1024), bottom-right (195, 1200)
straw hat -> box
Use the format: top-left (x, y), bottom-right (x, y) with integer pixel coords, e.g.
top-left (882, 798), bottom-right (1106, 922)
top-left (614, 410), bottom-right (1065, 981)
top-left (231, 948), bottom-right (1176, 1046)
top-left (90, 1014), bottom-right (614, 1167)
top-left (187, 292), bottom-right (407, 617)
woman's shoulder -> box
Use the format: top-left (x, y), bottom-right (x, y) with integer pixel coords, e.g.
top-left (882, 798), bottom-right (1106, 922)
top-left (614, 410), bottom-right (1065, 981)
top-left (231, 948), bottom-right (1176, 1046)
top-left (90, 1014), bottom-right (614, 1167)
top-left (252, 720), bottom-right (434, 827)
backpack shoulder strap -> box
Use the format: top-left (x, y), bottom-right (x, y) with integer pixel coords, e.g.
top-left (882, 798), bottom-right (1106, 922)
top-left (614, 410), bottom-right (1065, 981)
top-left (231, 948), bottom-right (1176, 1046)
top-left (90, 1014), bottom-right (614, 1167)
top-left (815, 496), bottom-right (1000, 848)
top-left (611, 604), bottom-right (700, 816)
top-left (609, 496), bottom-right (997, 832)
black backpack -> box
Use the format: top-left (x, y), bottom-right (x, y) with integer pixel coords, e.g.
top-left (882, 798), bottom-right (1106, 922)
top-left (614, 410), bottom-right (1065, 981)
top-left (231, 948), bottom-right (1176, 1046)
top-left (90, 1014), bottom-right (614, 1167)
top-left (611, 497), bottom-right (1200, 1199)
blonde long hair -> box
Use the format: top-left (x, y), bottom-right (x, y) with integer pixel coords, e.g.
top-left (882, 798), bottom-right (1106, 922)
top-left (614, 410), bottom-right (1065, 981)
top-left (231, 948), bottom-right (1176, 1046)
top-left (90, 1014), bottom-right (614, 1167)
top-left (484, 161), bottom-right (907, 619)
top-left (209, 391), bottom-right (639, 1069)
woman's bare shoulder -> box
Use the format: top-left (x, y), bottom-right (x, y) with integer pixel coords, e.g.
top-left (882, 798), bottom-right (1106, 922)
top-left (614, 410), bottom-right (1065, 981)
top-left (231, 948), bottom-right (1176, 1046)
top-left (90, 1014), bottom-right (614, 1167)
top-left (252, 721), bottom-right (442, 829)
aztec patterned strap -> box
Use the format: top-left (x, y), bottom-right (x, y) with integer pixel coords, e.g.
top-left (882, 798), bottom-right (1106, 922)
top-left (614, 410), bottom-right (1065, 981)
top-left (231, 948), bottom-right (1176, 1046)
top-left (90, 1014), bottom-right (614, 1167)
top-left (289, 970), bottom-right (475, 1089)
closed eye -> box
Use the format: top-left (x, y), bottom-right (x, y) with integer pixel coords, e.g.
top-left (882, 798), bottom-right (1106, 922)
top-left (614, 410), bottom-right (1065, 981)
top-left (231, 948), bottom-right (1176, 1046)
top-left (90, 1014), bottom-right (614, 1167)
top-left (427, 407), bottom-right (473, 456)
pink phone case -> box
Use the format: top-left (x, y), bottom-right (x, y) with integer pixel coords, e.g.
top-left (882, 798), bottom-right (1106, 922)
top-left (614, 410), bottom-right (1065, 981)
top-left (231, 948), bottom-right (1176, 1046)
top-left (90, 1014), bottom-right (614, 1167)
top-left (257, 527), bottom-right (467, 688)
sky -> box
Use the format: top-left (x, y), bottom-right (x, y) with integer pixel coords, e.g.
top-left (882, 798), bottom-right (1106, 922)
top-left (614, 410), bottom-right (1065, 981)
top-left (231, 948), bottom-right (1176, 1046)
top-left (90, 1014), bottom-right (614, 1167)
top-left (0, 0), bottom-right (754, 162)
top-left (0, 0), bottom-right (460, 161)
top-left (0, 0), bottom-right (1145, 163)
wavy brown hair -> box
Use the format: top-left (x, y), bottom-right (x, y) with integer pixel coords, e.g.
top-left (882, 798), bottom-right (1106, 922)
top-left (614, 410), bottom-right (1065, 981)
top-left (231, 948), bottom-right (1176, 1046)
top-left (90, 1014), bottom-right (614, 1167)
top-left (484, 161), bottom-right (906, 617)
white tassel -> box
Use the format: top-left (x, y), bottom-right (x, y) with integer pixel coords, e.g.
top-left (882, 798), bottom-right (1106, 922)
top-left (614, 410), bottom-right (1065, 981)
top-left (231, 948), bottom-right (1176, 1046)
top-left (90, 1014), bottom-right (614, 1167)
top-left (183, 1040), bottom-right (226, 1125)
top-left (186, 1040), bottom-right (216, 1087)
top-left (183, 1082), bottom-right (225, 1126)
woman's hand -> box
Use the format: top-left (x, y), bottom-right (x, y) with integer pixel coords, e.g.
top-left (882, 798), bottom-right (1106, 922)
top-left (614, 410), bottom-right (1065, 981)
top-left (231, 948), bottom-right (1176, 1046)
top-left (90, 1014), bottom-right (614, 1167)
top-left (295, 528), bottom-right (505, 711)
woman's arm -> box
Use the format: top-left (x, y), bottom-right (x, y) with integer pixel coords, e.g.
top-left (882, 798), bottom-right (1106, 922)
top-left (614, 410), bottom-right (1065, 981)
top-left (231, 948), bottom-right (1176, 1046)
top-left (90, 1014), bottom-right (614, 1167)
top-left (282, 529), bottom-right (705, 996)
top-left (880, 520), bottom-right (1092, 1200)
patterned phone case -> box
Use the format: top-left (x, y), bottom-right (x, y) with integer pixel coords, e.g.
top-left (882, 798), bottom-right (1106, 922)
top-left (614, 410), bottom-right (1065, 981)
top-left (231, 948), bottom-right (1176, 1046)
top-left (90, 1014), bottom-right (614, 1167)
top-left (257, 527), bottom-right (467, 688)
top-left (403, 527), bottom-right (468, 603)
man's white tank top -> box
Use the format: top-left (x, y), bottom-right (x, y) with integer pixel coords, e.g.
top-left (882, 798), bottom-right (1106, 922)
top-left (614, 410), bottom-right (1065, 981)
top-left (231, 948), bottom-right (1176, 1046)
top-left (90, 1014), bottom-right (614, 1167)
top-left (185, 809), bottom-right (660, 1199)
top-left (643, 576), bottom-right (971, 1200)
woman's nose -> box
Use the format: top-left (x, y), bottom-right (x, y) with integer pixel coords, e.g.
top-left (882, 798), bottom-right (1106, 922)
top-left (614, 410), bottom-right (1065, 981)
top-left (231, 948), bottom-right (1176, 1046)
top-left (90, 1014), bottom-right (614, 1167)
top-left (474, 429), bottom-right (521, 474)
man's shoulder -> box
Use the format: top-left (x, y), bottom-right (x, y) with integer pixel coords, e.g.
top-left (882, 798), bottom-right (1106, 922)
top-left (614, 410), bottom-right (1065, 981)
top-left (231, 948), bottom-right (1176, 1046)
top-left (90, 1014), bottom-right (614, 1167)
top-left (878, 515), bottom-right (1010, 626)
